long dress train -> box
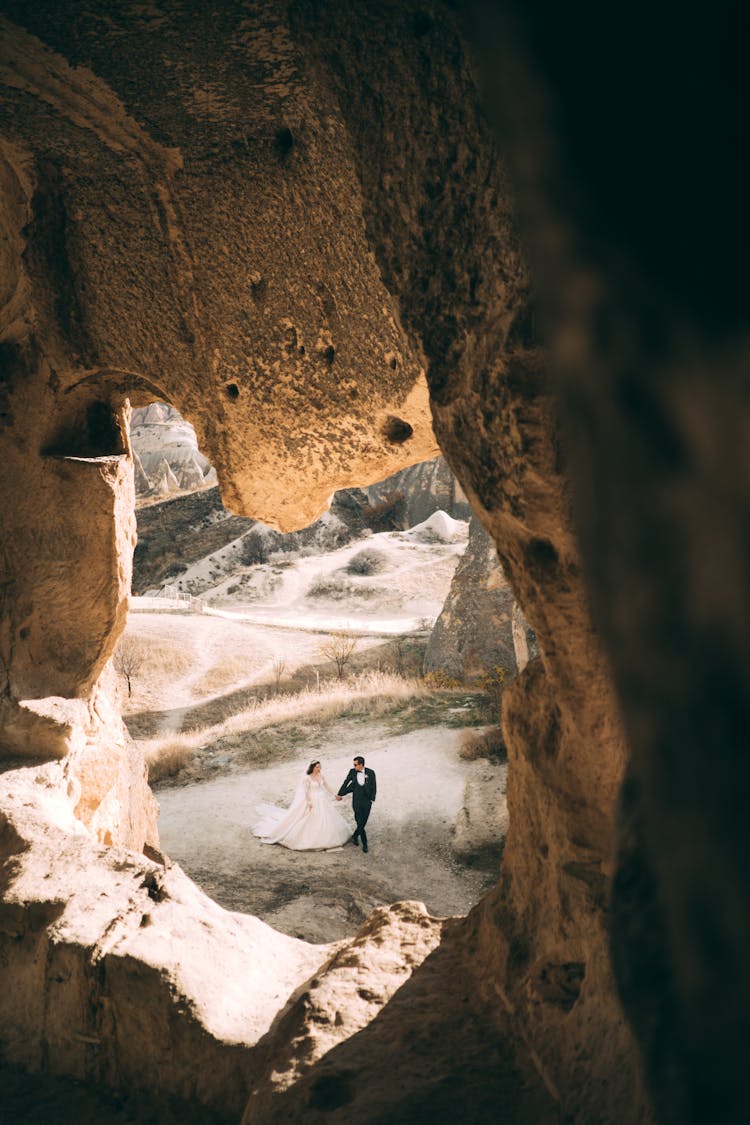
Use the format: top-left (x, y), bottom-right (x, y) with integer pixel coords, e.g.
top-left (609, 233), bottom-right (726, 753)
top-left (253, 772), bottom-right (352, 850)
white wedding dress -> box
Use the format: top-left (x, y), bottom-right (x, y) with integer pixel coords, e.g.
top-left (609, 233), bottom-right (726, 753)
top-left (253, 771), bottom-right (352, 850)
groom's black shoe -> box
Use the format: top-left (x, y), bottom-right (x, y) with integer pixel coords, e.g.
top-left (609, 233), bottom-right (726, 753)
top-left (351, 833), bottom-right (359, 846)
top-left (362, 842), bottom-right (368, 853)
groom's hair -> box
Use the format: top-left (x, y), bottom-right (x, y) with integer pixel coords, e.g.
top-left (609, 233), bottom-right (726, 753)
top-left (353, 756), bottom-right (365, 766)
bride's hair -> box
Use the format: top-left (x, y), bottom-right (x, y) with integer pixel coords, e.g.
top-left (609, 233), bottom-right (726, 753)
top-left (306, 760), bottom-right (320, 775)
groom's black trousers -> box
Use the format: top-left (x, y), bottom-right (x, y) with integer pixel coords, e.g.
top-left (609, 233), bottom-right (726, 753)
top-left (353, 800), bottom-right (372, 845)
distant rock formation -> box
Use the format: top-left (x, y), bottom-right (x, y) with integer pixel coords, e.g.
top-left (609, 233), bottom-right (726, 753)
top-left (133, 487), bottom-right (257, 594)
top-left (130, 402), bottom-right (466, 533)
top-left (130, 405), bottom-right (471, 593)
top-left (403, 510), bottom-right (467, 544)
top-left (424, 516), bottom-right (537, 683)
top-left (363, 456), bottom-right (471, 527)
top-left (178, 454), bottom-right (207, 492)
top-left (152, 457), bottom-right (181, 496)
top-left (130, 403), bottom-right (215, 501)
top-left (133, 449), bottom-right (152, 494)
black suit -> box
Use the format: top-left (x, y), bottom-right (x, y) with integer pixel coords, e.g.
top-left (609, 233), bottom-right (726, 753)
top-left (338, 768), bottom-right (376, 847)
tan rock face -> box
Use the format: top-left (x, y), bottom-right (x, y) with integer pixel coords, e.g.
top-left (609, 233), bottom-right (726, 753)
top-left (0, 1), bottom-right (434, 861)
top-left (0, 9), bottom-right (438, 531)
top-left (2, 2), bottom-right (738, 1123)
top-left (0, 2), bottom-right (637, 1118)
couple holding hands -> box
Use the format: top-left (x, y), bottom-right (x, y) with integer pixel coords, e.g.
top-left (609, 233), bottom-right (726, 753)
top-left (253, 756), bottom-right (377, 852)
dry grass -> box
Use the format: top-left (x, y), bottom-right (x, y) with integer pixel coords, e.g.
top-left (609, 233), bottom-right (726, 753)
top-left (141, 670), bottom-right (431, 783)
top-left (120, 636), bottom-right (196, 710)
top-left (147, 742), bottom-right (198, 784)
top-left (133, 636), bottom-right (195, 679)
top-left (190, 656), bottom-right (253, 696)
top-left (458, 725), bottom-right (506, 762)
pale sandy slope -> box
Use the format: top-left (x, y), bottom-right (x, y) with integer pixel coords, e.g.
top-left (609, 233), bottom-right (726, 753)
top-left (124, 514), bottom-right (468, 722)
top-left (146, 512), bottom-right (469, 633)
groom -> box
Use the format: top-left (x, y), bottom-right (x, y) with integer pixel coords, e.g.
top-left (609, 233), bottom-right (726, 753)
top-left (337, 756), bottom-right (376, 853)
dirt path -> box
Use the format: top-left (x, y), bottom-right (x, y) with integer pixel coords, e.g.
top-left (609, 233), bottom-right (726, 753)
top-left (156, 719), bottom-right (501, 943)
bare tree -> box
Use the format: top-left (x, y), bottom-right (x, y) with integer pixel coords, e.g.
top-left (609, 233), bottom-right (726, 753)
top-left (271, 655), bottom-right (287, 690)
top-left (113, 635), bottom-right (144, 698)
top-left (389, 635), bottom-right (407, 676)
top-left (319, 631), bottom-right (358, 680)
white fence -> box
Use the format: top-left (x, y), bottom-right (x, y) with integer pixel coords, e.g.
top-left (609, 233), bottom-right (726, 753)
top-left (130, 593), bottom-right (206, 613)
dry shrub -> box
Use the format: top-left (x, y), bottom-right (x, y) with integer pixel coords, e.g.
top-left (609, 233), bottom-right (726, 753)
top-left (241, 529), bottom-right (271, 565)
top-left (146, 741), bottom-right (197, 783)
top-left (308, 573), bottom-right (378, 601)
top-left (423, 669), bottom-right (461, 689)
top-left (347, 548), bottom-right (388, 575)
top-left (307, 573), bottom-right (350, 599)
top-left (479, 665), bottom-right (508, 712)
top-left (319, 631), bottom-right (358, 679)
top-left (458, 725), bottom-right (506, 762)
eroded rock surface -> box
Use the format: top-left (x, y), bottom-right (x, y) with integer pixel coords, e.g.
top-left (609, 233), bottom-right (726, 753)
top-left (2, 1), bottom-right (740, 1123)
top-left (0, 1), bottom-right (642, 1119)
top-left (0, 761), bottom-right (326, 1116)
top-left (425, 514), bottom-right (537, 683)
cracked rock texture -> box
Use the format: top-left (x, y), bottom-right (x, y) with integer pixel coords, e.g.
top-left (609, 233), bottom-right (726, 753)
top-left (0, 762), bottom-right (326, 1116)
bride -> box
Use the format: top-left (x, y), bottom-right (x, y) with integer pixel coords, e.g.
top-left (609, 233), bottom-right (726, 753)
top-left (253, 760), bottom-right (352, 850)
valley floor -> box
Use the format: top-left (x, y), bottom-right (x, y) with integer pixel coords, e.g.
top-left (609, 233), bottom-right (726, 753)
top-left (122, 518), bottom-right (505, 942)
top-left (157, 717), bottom-right (502, 943)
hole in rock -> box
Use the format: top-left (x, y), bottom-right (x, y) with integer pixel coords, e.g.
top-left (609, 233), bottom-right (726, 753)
top-left (381, 415), bottom-right (414, 444)
top-left (120, 405), bottom-right (535, 945)
top-left (274, 125), bottom-right (295, 158)
top-left (43, 400), bottom-right (126, 459)
top-left (413, 11), bottom-right (433, 37)
top-left (525, 536), bottom-right (560, 581)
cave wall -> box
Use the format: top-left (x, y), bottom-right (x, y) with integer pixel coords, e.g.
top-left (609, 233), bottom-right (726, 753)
top-left (0, 1), bottom-right (643, 1117)
top-left (462, 3), bottom-right (750, 1121)
top-left (290, 3), bottom-right (647, 1117)
top-left (0, 0), bottom-right (437, 852)
top-left (2, 1), bottom-right (745, 1122)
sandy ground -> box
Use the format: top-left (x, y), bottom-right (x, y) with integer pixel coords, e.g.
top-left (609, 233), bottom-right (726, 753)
top-left (147, 515), bottom-right (468, 632)
top-left (157, 718), bottom-right (501, 943)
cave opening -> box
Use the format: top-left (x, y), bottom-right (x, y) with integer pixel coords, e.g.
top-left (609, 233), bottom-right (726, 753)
top-left (119, 401), bottom-right (527, 944)
top-left (2, 0), bottom-right (716, 1116)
